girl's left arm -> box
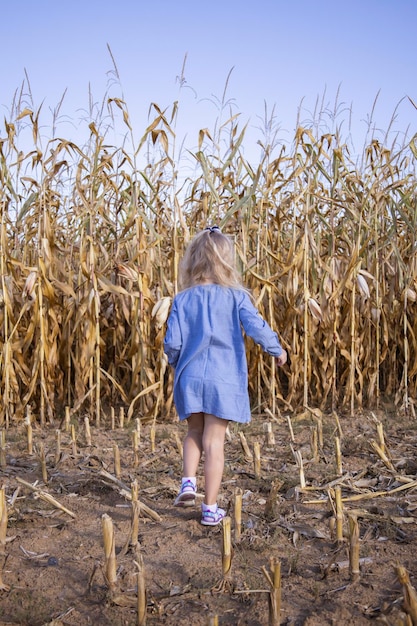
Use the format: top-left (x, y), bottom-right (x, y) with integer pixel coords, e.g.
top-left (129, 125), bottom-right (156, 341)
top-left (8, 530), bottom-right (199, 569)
top-left (239, 292), bottom-right (284, 357)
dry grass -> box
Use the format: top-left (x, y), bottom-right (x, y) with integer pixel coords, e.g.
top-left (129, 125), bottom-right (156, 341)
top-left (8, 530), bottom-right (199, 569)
top-left (1, 77), bottom-right (417, 426)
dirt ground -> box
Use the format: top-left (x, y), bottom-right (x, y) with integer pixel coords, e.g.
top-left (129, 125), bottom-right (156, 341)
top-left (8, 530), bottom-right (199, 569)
top-left (1, 404), bottom-right (417, 626)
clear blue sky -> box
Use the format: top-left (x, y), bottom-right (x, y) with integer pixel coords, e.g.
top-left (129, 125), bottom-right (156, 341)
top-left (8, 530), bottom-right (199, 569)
top-left (2, 0), bottom-right (416, 162)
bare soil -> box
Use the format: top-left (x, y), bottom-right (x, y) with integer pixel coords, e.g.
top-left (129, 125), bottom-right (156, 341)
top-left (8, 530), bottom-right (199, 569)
top-left (1, 405), bottom-right (417, 626)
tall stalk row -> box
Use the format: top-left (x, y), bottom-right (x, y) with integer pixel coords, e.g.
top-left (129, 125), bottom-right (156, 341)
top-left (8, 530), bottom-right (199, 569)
top-left (0, 102), bottom-right (416, 425)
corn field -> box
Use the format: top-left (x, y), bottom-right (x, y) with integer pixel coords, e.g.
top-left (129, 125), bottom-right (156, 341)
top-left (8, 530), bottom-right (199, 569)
top-left (1, 86), bottom-right (417, 427)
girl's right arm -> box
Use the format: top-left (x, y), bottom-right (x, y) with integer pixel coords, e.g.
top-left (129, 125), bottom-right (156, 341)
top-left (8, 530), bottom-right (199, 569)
top-left (163, 301), bottom-right (182, 367)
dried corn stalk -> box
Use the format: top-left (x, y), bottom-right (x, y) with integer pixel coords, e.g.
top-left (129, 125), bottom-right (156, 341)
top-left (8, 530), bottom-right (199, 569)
top-left (262, 557), bottom-right (281, 626)
top-left (291, 446), bottom-right (306, 488)
top-left (239, 431), bottom-right (253, 461)
top-left (335, 436), bottom-right (343, 476)
top-left (286, 416), bottom-right (295, 443)
top-left (348, 514), bottom-right (360, 581)
top-left (221, 516), bottom-right (232, 579)
top-left (0, 431), bottom-right (6, 468)
top-left (71, 424), bottom-right (77, 456)
top-left (38, 442), bottom-right (48, 484)
top-left (1, 99), bottom-right (417, 423)
top-left (136, 552), bottom-right (147, 625)
top-left (212, 516), bottom-right (233, 593)
top-left (253, 442), bottom-right (261, 478)
top-left (64, 407), bottom-right (70, 432)
top-left (395, 564), bottom-right (417, 625)
top-left (370, 439), bottom-right (394, 471)
top-left (16, 477), bottom-right (76, 517)
top-left (25, 415), bottom-right (33, 455)
top-left (55, 429), bottom-right (61, 465)
top-left (265, 479), bottom-right (284, 520)
top-left (130, 481), bottom-right (140, 548)
top-left (150, 420), bottom-right (156, 453)
top-left (234, 488), bottom-right (243, 543)
top-left (264, 422), bottom-right (275, 446)
top-left (84, 417), bottom-right (92, 446)
top-left (310, 427), bottom-right (319, 462)
top-left (132, 431), bottom-right (139, 467)
top-left (0, 486), bottom-right (7, 552)
top-left (102, 514), bottom-right (117, 591)
top-left (334, 485), bottom-right (344, 542)
top-left (113, 444), bottom-right (121, 478)
top-left (173, 430), bottom-right (183, 458)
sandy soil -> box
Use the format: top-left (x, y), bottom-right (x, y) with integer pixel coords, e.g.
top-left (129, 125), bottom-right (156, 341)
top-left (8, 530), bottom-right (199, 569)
top-left (1, 405), bottom-right (417, 626)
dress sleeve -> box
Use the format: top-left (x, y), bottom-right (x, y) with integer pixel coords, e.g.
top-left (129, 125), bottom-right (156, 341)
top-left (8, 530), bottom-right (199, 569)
top-left (238, 292), bottom-right (283, 357)
top-left (163, 299), bottom-right (182, 367)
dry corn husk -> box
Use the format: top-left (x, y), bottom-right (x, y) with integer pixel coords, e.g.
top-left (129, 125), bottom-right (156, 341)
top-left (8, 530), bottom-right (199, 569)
top-left (357, 273), bottom-right (370, 299)
top-left (404, 287), bottom-right (417, 303)
top-left (116, 262), bottom-right (139, 282)
top-left (160, 352), bottom-right (168, 377)
top-left (307, 297), bottom-right (323, 322)
top-left (151, 297), bottom-right (172, 329)
top-left (41, 237), bottom-right (52, 263)
top-left (371, 307), bottom-right (380, 321)
top-left (22, 271), bottom-right (38, 301)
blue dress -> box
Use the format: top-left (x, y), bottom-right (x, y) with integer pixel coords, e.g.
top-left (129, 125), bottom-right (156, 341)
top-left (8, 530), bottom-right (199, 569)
top-left (163, 284), bottom-right (284, 423)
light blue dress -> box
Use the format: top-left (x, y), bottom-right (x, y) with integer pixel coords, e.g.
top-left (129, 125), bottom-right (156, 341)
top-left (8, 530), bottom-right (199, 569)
top-left (163, 284), bottom-right (284, 423)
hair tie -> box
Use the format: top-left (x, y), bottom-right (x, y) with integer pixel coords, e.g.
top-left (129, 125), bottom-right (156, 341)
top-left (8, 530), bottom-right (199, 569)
top-left (205, 225), bottom-right (221, 233)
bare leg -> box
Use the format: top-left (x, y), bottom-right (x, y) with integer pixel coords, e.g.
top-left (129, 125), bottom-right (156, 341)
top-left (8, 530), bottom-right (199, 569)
top-left (202, 413), bottom-right (229, 506)
top-left (183, 412), bottom-right (204, 477)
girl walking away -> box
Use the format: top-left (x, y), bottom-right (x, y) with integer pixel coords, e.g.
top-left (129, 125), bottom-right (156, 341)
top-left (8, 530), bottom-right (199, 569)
top-left (164, 226), bottom-right (287, 526)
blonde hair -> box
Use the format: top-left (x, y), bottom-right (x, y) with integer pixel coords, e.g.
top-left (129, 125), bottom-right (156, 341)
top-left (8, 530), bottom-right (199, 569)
top-left (178, 228), bottom-right (243, 291)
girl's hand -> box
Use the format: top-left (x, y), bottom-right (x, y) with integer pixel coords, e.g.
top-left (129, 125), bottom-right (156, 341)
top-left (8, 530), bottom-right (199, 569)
top-left (276, 350), bottom-right (288, 367)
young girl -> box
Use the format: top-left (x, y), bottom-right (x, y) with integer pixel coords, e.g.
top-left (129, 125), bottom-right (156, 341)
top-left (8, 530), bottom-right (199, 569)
top-left (164, 226), bottom-right (287, 526)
